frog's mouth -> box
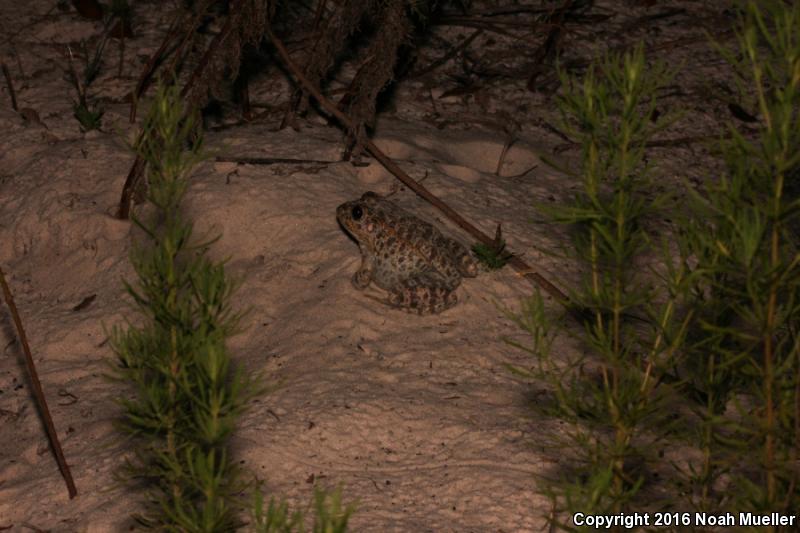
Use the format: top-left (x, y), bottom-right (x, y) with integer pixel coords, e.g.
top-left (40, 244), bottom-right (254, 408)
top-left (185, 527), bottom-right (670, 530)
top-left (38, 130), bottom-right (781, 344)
top-left (337, 221), bottom-right (359, 244)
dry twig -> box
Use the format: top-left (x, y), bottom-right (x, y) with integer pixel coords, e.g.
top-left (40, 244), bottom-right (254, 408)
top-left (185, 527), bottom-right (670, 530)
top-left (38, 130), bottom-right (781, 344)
top-left (215, 155), bottom-right (336, 165)
top-left (410, 29), bottom-right (483, 79)
top-left (1, 63), bottom-right (18, 111)
top-left (0, 267), bottom-right (77, 499)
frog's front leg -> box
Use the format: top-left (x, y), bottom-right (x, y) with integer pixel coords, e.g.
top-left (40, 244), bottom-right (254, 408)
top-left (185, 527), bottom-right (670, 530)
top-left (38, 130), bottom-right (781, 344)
top-left (388, 271), bottom-right (458, 315)
top-left (352, 250), bottom-right (375, 289)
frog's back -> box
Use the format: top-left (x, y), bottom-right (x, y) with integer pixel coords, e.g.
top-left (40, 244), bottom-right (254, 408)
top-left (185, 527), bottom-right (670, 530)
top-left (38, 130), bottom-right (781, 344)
top-left (364, 194), bottom-right (478, 284)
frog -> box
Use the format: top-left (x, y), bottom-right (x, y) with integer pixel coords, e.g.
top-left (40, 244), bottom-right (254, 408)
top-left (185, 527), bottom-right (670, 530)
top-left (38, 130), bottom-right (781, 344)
top-left (336, 192), bottom-right (478, 314)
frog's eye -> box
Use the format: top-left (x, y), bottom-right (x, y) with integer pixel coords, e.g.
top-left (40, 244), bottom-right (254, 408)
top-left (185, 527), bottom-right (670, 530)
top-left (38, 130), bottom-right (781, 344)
top-left (351, 206), bottom-right (363, 220)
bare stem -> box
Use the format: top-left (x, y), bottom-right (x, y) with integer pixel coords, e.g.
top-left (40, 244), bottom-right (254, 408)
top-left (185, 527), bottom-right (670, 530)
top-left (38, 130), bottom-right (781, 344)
top-left (0, 267), bottom-right (77, 499)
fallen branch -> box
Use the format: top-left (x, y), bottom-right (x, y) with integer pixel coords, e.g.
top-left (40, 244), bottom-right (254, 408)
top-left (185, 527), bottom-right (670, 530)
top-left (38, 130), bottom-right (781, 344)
top-left (553, 132), bottom-right (733, 153)
top-left (410, 29), bottom-right (483, 79)
top-left (0, 267), bottom-right (77, 499)
top-left (117, 152), bottom-right (146, 219)
top-left (265, 21), bottom-right (578, 317)
top-left (128, 10), bottom-right (183, 123)
top-left (215, 155), bottom-right (337, 165)
top-left (1, 63), bottom-right (18, 111)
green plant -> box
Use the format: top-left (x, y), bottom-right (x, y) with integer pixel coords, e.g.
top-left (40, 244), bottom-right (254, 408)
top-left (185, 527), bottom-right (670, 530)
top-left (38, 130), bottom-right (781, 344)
top-left (109, 82), bottom-right (260, 531)
top-left (73, 101), bottom-right (104, 131)
top-left (512, 1), bottom-right (800, 530)
top-left (81, 35), bottom-right (107, 87)
top-left (471, 225), bottom-right (513, 270)
top-left (677, 0), bottom-right (800, 517)
top-left (509, 44), bottom-right (688, 529)
top-left (66, 41), bottom-right (106, 131)
top-left (251, 486), bottom-right (355, 533)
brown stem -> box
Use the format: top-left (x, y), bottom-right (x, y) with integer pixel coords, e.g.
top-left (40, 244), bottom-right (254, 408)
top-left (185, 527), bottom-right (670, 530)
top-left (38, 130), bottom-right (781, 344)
top-left (65, 46), bottom-right (86, 108)
top-left (117, 148), bottom-right (146, 220)
top-left (237, 76), bottom-right (251, 120)
top-left (785, 348), bottom-right (800, 510)
top-left (215, 155), bottom-right (336, 165)
top-left (1, 63), bottom-right (18, 111)
top-left (129, 9), bottom-right (192, 123)
top-left (0, 267), bottom-right (77, 499)
top-left (265, 22), bottom-right (577, 318)
top-left (409, 29), bottom-right (483, 79)
top-left (117, 29), bottom-right (125, 78)
top-left (764, 223), bottom-right (779, 502)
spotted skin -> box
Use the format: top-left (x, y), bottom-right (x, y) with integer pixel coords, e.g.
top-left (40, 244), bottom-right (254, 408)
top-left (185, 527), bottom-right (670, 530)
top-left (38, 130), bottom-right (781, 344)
top-left (337, 192), bottom-right (478, 314)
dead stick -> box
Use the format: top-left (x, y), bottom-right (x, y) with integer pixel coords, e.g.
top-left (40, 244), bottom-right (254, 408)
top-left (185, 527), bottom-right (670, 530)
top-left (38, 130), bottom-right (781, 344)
top-left (410, 29), bottom-right (483, 79)
top-left (129, 13), bottom-right (180, 122)
top-left (0, 267), bottom-right (77, 499)
top-left (265, 22), bottom-right (577, 316)
top-left (1, 63), bottom-right (18, 111)
top-left (644, 133), bottom-right (732, 148)
top-left (215, 155), bottom-right (337, 165)
top-left (117, 147), bottom-right (145, 220)
top-left (554, 133), bottom-right (733, 153)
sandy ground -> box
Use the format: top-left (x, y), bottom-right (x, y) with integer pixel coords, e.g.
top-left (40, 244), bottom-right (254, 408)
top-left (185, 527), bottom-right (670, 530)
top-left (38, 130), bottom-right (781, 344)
top-left (0, 0), bottom-right (741, 531)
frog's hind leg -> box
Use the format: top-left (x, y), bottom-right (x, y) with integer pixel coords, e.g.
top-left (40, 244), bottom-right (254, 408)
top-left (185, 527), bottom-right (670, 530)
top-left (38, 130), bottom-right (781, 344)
top-left (388, 271), bottom-right (458, 315)
top-left (441, 236), bottom-right (479, 277)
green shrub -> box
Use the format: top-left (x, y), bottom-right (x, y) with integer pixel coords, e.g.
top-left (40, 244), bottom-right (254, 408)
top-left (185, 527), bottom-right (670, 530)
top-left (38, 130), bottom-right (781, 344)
top-left (110, 83), bottom-right (259, 531)
top-left (511, 1), bottom-right (800, 530)
top-left (678, 0), bottom-right (800, 516)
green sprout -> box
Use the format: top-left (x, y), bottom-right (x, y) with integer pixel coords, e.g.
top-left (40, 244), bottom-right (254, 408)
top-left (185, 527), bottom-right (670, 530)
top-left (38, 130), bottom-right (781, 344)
top-left (472, 225), bottom-right (514, 270)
